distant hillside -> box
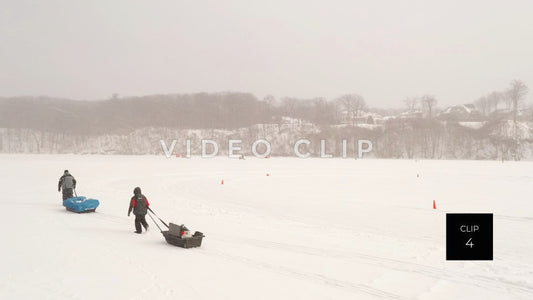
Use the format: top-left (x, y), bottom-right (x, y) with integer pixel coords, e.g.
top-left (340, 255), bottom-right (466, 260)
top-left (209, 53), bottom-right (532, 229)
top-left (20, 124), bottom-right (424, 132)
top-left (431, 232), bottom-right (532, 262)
top-left (0, 93), bottom-right (267, 134)
top-left (1, 93), bottom-right (533, 160)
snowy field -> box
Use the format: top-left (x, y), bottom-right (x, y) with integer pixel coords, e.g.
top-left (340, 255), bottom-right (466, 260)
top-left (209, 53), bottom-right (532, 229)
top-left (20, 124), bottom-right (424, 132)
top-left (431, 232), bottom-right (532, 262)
top-left (1, 154), bottom-right (532, 300)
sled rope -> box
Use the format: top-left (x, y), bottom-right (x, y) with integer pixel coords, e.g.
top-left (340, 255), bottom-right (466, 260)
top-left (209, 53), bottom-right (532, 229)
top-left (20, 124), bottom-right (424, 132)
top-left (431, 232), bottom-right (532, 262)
top-left (147, 211), bottom-right (163, 232)
top-left (148, 207), bottom-right (169, 228)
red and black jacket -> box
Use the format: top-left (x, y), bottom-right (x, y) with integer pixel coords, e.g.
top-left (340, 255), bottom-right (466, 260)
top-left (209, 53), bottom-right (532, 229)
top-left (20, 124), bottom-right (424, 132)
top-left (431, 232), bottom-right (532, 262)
top-left (128, 194), bottom-right (150, 215)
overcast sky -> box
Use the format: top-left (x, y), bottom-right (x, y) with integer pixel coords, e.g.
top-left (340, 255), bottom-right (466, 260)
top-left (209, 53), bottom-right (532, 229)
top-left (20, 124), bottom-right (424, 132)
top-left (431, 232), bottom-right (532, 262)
top-left (1, 0), bottom-right (532, 107)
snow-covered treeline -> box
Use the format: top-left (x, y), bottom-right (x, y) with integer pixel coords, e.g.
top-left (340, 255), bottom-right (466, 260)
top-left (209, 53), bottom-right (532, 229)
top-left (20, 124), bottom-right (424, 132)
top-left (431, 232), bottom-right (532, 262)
top-left (1, 119), bottom-right (532, 160)
top-left (1, 91), bottom-right (532, 159)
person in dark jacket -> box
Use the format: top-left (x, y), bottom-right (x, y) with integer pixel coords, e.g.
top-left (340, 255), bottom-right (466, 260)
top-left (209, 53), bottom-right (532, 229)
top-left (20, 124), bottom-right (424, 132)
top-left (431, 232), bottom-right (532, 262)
top-left (58, 170), bottom-right (77, 201)
top-left (128, 187), bottom-right (150, 234)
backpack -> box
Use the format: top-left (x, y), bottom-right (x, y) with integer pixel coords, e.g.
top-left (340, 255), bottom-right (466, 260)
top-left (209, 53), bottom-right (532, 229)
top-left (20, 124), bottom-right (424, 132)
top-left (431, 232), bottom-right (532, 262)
top-left (62, 175), bottom-right (75, 189)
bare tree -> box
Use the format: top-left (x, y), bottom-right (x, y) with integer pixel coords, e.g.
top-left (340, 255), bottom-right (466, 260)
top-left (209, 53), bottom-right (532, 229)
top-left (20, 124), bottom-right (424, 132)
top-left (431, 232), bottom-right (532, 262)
top-left (281, 97), bottom-right (298, 123)
top-left (403, 97), bottom-right (419, 112)
top-left (503, 91), bottom-right (513, 112)
top-left (507, 79), bottom-right (528, 122)
top-left (310, 98), bottom-right (336, 126)
top-left (258, 95), bottom-right (275, 136)
top-left (263, 94), bottom-right (275, 106)
top-left (474, 96), bottom-right (489, 116)
top-left (507, 80), bottom-right (528, 159)
top-left (420, 95), bottom-right (437, 120)
top-left (335, 94), bottom-right (366, 125)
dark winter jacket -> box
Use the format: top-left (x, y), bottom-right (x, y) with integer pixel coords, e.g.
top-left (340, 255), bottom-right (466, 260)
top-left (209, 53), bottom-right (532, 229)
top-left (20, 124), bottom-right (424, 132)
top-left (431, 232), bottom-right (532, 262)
top-left (58, 173), bottom-right (76, 191)
top-left (128, 194), bottom-right (150, 216)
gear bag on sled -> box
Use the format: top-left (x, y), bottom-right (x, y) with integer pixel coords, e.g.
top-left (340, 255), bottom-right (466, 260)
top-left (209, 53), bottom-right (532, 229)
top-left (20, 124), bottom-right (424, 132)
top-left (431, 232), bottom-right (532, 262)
top-left (63, 196), bottom-right (100, 213)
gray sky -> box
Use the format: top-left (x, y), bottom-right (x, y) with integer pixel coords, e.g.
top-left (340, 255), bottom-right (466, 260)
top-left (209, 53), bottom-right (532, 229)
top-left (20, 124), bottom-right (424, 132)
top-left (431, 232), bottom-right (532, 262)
top-left (1, 0), bottom-right (532, 107)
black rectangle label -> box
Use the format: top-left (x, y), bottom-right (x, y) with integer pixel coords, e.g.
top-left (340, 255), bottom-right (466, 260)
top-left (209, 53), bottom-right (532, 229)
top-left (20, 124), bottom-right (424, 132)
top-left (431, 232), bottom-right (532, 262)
top-left (446, 213), bottom-right (493, 260)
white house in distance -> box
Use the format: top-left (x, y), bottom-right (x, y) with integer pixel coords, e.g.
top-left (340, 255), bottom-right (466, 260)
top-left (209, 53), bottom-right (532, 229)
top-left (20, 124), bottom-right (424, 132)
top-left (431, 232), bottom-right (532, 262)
top-left (438, 104), bottom-right (481, 121)
top-left (339, 109), bottom-right (385, 125)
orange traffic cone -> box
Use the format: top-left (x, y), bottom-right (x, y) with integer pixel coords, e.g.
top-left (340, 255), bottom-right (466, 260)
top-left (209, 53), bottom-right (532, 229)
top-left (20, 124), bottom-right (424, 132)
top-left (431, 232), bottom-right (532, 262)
top-left (433, 200), bottom-right (436, 209)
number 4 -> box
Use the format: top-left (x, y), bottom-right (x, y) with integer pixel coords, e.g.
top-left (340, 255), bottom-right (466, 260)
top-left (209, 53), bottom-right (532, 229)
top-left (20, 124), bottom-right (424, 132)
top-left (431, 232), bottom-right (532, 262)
top-left (466, 238), bottom-right (474, 248)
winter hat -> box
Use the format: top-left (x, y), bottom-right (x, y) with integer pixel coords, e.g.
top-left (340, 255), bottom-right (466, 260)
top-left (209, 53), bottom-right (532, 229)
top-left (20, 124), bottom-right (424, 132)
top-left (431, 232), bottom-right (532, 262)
top-left (134, 187), bottom-right (141, 195)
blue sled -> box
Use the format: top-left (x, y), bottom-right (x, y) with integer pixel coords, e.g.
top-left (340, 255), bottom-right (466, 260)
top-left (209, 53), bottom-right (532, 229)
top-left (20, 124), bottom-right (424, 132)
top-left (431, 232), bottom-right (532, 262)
top-left (63, 196), bottom-right (100, 213)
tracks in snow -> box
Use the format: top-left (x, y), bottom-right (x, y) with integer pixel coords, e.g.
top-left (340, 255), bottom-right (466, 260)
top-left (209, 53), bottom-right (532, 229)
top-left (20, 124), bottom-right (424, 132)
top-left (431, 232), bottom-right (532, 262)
top-left (208, 236), bottom-right (533, 298)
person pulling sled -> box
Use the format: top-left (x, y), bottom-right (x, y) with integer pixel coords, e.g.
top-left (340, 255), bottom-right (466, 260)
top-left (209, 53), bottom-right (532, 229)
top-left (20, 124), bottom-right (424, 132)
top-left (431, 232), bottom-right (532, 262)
top-left (128, 187), bottom-right (150, 234)
top-left (58, 170), bottom-right (77, 201)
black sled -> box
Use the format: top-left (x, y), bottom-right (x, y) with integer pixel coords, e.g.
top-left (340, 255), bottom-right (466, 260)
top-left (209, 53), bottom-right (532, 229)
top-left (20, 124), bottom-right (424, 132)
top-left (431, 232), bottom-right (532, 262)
top-left (162, 223), bottom-right (205, 248)
top-left (147, 208), bottom-right (205, 248)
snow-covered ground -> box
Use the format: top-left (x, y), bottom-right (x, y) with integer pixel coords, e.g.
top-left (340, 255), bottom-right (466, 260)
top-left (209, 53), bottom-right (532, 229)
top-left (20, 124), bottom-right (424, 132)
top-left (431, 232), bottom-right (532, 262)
top-left (1, 155), bottom-right (532, 300)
